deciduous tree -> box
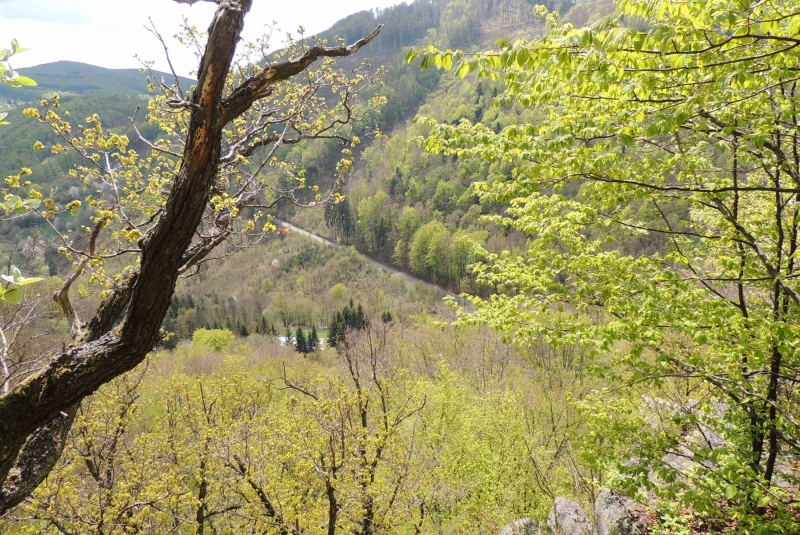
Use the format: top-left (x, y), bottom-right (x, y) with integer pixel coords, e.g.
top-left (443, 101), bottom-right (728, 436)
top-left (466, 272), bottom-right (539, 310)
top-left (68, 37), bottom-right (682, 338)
top-left (0, 0), bottom-right (382, 514)
top-left (413, 0), bottom-right (800, 528)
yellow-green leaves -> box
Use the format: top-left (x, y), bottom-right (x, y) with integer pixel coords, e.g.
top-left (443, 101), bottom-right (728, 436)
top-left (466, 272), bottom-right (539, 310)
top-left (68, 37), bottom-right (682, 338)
top-left (415, 0), bottom-right (800, 529)
top-left (0, 39), bottom-right (36, 90)
top-left (0, 266), bottom-right (43, 304)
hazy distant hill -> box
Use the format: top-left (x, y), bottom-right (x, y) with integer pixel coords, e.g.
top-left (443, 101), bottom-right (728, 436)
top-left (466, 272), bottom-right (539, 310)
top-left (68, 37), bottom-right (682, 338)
top-left (0, 61), bottom-right (195, 101)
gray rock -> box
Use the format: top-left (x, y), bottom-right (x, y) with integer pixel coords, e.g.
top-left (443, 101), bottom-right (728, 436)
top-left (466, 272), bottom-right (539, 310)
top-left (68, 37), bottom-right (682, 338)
top-left (547, 498), bottom-right (591, 535)
top-left (500, 518), bottom-right (540, 535)
top-left (594, 491), bottom-right (648, 535)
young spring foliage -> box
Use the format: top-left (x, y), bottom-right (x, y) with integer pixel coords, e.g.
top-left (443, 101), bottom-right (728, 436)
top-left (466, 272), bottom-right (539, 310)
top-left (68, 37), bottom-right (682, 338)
top-left (0, 39), bottom-right (36, 126)
top-left (411, 0), bottom-right (800, 530)
top-left (0, 1), bottom-right (384, 514)
top-left (0, 324), bottom-right (545, 534)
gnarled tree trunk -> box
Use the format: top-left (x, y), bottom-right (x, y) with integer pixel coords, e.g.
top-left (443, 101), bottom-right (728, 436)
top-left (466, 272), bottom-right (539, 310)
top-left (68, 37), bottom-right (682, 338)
top-left (0, 0), bottom-right (380, 515)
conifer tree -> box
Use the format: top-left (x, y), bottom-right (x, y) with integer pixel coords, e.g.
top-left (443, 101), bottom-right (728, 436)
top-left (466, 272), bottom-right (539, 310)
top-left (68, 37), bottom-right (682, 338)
top-left (309, 326), bottom-right (319, 352)
top-left (328, 315), bottom-right (340, 348)
top-left (295, 327), bottom-right (307, 355)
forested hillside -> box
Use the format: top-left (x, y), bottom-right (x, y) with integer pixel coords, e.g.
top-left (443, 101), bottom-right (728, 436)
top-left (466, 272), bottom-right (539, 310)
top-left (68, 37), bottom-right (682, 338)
top-left (0, 0), bottom-right (573, 289)
top-left (2, 0), bottom-right (799, 533)
top-left (0, 61), bottom-right (194, 101)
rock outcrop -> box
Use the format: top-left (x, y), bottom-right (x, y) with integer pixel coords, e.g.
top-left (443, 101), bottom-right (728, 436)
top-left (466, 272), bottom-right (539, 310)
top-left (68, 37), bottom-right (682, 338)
top-left (501, 492), bottom-right (650, 535)
top-left (546, 497), bottom-right (592, 535)
top-left (499, 517), bottom-right (540, 535)
top-left (594, 491), bottom-right (649, 535)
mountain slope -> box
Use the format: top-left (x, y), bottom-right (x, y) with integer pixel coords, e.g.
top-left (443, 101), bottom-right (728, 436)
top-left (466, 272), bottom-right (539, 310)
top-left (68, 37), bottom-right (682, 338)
top-left (0, 61), bottom-right (195, 101)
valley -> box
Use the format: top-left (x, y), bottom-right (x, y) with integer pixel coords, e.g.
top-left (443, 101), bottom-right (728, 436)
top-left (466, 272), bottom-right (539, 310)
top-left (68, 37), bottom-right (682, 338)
top-left (1, 0), bottom-right (799, 533)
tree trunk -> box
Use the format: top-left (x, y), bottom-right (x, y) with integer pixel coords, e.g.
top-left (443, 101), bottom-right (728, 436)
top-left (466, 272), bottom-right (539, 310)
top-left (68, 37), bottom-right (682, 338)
top-left (0, 0), bottom-right (380, 515)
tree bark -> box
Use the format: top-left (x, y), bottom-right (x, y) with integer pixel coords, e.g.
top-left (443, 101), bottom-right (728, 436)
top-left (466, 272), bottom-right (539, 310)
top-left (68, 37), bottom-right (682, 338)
top-left (0, 0), bottom-right (380, 515)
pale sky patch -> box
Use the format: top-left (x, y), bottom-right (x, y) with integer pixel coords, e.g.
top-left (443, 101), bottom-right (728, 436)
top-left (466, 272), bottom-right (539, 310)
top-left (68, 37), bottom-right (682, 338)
top-left (0, 0), bottom-right (403, 77)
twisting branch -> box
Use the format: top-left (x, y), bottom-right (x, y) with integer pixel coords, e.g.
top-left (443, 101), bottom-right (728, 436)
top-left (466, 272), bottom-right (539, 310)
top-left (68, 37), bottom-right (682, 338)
top-left (52, 217), bottom-right (109, 340)
top-left (0, 3), bottom-right (381, 516)
top-left (221, 24), bottom-right (383, 124)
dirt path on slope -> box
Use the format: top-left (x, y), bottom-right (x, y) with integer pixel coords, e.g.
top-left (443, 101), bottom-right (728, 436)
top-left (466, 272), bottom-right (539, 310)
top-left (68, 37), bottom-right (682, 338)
top-left (274, 219), bottom-right (464, 302)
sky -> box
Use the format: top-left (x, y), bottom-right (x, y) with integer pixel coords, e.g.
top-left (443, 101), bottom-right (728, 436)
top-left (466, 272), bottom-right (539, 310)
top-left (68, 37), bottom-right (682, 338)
top-left (0, 0), bottom-right (402, 77)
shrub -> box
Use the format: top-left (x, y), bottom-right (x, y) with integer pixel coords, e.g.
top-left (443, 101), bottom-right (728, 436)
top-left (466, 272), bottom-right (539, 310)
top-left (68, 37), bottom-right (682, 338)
top-left (192, 328), bottom-right (234, 352)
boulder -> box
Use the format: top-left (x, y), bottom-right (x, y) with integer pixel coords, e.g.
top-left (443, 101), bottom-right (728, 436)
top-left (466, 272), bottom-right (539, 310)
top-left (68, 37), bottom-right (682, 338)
top-left (499, 518), bottom-right (540, 535)
top-left (594, 491), bottom-right (648, 535)
top-left (547, 498), bottom-right (591, 535)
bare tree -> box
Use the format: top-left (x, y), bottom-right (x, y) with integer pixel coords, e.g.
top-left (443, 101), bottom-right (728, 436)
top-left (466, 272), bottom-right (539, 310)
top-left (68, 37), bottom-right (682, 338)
top-left (0, 0), bottom-right (381, 514)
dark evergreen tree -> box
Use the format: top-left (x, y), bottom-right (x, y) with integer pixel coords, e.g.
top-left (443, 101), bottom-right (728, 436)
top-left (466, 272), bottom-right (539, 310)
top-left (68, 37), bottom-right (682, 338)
top-left (388, 167), bottom-right (405, 198)
top-left (328, 301), bottom-right (370, 351)
top-left (342, 305), bottom-right (351, 329)
top-left (328, 316), bottom-right (340, 348)
top-left (295, 327), bottom-right (308, 355)
top-left (309, 326), bottom-right (319, 352)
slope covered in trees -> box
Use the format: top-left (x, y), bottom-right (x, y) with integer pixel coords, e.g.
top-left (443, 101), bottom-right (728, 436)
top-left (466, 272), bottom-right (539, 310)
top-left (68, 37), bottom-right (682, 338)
top-left (4, 0), bottom-right (799, 531)
top-left (0, 61), bottom-right (195, 101)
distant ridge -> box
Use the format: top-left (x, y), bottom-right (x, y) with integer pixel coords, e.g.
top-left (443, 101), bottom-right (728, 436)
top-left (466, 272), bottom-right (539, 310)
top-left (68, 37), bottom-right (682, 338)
top-left (0, 61), bottom-right (195, 101)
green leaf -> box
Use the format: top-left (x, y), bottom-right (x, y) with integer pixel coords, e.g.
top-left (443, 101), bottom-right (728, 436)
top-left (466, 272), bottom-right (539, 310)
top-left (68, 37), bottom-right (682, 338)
top-left (758, 496), bottom-right (770, 508)
top-left (692, 332), bottom-right (707, 344)
top-left (726, 485), bottom-right (737, 499)
top-left (442, 54), bottom-right (453, 71)
top-left (15, 277), bottom-right (43, 287)
top-left (619, 133), bottom-right (635, 146)
top-left (1, 266), bottom-right (41, 287)
top-left (14, 76), bottom-right (36, 86)
top-left (419, 54), bottom-right (430, 71)
top-left (515, 48), bottom-right (529, 68)
top-left (1, 288), bottom-right (22, 304)
top-left (633, 33), bottom-right (646, 52)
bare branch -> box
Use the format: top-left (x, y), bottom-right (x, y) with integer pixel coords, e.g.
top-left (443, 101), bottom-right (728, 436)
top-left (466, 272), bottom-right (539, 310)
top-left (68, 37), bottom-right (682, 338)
top-left (221, 25), bottom-right (383, 124)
